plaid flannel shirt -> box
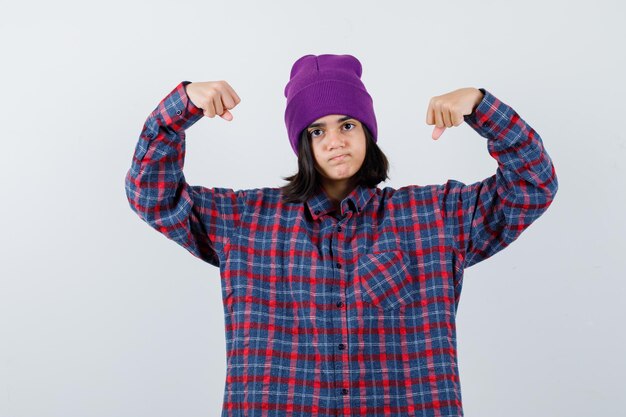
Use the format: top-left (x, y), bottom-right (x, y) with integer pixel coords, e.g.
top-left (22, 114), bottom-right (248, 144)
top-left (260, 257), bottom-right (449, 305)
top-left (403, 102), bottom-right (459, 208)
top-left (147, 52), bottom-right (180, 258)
top-left (125, 81), bottom-right (558, 417)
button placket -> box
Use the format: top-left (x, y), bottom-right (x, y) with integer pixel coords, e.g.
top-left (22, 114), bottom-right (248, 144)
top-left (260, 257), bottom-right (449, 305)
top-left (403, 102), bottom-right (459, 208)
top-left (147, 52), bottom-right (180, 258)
top-left (331, 207), bottom-right (351, 402)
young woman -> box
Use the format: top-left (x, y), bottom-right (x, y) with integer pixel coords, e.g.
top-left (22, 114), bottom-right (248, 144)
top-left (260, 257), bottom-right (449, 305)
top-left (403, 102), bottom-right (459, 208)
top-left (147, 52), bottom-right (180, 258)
top-left (125, 54), bottom-right (558, 417)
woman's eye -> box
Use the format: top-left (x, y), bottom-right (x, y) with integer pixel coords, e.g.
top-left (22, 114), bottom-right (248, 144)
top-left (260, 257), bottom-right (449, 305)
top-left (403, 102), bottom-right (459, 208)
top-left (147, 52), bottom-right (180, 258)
top-left (310, 123), bottom-right (354, 138)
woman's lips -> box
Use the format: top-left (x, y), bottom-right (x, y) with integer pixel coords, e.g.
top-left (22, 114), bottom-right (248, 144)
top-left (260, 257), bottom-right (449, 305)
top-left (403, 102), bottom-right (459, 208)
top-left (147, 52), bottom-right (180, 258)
top-left (330, 154), bottom-right (348, 161)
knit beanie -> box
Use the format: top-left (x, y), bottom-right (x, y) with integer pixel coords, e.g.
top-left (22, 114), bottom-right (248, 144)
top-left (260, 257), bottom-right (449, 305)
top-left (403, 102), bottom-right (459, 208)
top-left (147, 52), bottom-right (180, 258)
top-left (283, 54), bottom-right (378, 157)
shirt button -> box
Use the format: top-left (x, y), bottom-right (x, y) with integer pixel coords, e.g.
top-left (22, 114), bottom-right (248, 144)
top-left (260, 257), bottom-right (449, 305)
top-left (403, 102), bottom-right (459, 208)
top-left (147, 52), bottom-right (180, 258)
top-left (336, 301), bottom-right (344, 308)
top-left (176, 109), bottom-right (182, 115)
top-left (338, 343), bottom-right (346, 350)
top-left (341, 388), bottom-right (348, 395)
top-left (314, 210), bottom-right (320, 215)
top-left (336, 262), bottom-right (342, 269)
top-left (337, 226), bottom-right (342, 232)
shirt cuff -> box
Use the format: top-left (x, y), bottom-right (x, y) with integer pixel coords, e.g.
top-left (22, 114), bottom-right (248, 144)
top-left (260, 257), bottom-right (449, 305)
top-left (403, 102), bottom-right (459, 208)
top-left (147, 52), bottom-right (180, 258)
top-left (153, 80), bottom-right (205, 132)
top-left (463, 87), bottom-right (514, 136)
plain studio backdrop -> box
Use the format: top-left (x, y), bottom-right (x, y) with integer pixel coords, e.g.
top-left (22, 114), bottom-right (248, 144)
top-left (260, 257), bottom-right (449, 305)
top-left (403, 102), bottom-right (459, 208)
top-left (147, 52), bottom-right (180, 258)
top-left (1, 0), bottom-right (623, 416)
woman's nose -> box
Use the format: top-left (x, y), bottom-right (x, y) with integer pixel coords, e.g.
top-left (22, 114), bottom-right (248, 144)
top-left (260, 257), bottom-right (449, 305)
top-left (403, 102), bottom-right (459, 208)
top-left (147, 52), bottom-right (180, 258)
top-left (327, 128), bottom-right (345, 148)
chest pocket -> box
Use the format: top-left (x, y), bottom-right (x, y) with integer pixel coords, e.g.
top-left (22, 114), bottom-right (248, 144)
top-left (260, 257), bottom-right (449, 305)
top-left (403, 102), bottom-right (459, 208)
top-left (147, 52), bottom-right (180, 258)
top-left (356, 249), bottom-right (417, 311)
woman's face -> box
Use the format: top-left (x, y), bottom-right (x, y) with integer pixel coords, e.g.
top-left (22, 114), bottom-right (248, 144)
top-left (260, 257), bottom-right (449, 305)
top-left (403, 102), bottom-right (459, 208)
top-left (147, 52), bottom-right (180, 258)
top-left (307, 114), bottom-right (367, 185)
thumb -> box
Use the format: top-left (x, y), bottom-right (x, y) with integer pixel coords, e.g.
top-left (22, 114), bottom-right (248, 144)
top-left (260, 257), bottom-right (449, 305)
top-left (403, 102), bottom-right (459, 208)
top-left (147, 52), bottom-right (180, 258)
top-left (220, 109), bottom-right (234, 121)
top-left (432, 126), bottom-right (446, 140)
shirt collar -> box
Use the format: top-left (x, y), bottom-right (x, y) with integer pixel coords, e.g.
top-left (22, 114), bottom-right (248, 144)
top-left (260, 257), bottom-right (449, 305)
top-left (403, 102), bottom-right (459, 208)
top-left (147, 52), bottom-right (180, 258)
top-left (305, 183), bottom-right (377, 220)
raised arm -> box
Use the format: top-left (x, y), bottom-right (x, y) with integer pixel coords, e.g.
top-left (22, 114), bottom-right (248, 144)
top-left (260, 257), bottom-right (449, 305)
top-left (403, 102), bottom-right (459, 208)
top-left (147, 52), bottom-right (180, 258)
top-left (124, 81), bottom-right (245, 267)
top-left (437, 88), bottom-right (559, 270)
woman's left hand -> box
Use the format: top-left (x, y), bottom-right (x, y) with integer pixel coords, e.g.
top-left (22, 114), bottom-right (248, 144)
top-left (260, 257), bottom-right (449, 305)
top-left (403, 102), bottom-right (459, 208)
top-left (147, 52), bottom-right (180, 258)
top-left (426, 88), bottom-right (484, 140)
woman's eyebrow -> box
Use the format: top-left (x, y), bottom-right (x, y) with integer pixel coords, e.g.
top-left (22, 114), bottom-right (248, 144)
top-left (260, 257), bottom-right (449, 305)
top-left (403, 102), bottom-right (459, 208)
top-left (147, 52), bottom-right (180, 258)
top-left (308, 116), bottom-right (354, 129)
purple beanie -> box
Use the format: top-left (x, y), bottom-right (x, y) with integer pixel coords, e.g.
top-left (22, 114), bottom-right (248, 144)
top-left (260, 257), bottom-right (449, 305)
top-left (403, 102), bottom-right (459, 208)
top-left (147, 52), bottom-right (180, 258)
top-left (283, 54), bottom-right (378, 157)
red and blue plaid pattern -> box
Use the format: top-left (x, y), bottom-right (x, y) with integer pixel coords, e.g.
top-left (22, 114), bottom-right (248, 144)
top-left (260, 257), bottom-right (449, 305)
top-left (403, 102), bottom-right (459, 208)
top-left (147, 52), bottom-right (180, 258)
top-left (125, 81), bottom-right (558, 417)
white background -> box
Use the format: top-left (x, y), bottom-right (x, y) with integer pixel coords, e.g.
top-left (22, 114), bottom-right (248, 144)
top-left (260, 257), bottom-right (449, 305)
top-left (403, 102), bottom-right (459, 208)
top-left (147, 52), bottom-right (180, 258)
top-left (1, 0), bottom-right (624, 416)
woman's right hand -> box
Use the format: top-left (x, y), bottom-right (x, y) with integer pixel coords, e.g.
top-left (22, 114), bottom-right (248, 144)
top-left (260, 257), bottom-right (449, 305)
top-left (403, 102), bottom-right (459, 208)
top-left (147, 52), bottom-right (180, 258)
top-left (185, 81), bottom-right (241, 121)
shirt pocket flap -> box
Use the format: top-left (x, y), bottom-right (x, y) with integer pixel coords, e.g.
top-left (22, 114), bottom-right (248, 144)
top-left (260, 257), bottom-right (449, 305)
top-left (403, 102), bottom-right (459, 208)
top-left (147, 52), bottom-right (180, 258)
top-left (357, 249), bottom-right (416, 311)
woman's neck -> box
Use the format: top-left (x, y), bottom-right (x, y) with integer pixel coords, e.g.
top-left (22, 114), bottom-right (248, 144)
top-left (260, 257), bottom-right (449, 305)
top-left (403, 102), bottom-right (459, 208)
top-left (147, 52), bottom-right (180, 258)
top-left (321, 177), bottom-right (357, 211)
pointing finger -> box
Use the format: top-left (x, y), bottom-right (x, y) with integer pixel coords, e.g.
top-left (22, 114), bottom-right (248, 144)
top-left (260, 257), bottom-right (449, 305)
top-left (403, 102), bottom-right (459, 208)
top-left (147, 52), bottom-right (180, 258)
top-left (432, 126), bottom-right (446, 140)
